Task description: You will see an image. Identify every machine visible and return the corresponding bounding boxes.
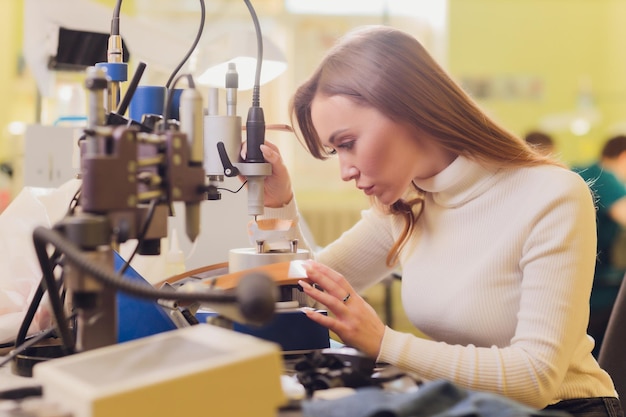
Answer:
[6,1,307,415]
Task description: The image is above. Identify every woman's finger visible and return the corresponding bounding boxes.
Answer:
[260,143,281,163]
[301,307,338,330]
[298,278,353,314]
[299,279,342,308]
[303,261,353,300]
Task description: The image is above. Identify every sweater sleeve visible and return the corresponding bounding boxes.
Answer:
[377,173,605,409]
[315,207,398,293]
[264,200,397,292]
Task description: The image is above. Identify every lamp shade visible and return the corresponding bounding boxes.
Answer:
[194,30,287,90]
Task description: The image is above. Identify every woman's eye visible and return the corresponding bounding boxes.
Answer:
[323,139,354,155]
[338,140,355,150]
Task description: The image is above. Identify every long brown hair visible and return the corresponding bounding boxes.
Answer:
[290,25,558,266]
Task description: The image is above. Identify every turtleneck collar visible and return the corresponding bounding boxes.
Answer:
[412,155,500,208]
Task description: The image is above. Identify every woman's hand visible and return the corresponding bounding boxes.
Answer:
[259,143,293,208]
[240,141,293,208]
[298,261,386,358]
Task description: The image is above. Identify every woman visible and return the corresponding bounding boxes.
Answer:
[256,26,621,416]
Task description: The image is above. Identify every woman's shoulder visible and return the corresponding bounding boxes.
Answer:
[513,162,584,181]
[515,163,593,198]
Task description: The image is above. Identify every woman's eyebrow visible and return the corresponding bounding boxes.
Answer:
[328,128,349,145]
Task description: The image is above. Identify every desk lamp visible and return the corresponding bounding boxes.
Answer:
[196,30,287,90]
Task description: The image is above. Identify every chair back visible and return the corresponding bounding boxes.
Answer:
[598,275,626,411]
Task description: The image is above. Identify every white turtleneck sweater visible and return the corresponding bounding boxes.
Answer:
[267,155,616,409]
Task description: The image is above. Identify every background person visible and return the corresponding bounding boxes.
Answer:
[573,135,626,358]
[524,130,556,156]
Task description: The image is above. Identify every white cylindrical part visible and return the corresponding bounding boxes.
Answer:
[203,114,242,176]
[207,87,219,116]
[228,248,310,273]
[246,176,265,217]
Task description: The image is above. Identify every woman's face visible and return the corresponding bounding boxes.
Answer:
[310,94,455,205]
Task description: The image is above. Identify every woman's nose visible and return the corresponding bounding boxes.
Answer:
[340,161,359,182]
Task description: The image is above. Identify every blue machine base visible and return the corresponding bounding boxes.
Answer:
[115,252,330,352]
[114,252,178,343]
[196,309,331,352]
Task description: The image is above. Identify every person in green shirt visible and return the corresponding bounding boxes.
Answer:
[573,135,626,357]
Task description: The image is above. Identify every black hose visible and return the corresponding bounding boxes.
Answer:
[32,232,75,355]
[33,226,238,305]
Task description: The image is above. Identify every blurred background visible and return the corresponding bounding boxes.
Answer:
[4,0,626,222]
[2,0,626,329]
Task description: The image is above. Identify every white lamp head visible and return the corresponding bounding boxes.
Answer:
[195,30,287,90]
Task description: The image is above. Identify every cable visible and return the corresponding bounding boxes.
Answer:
[7,184,79,352]
[164,0,206,90]
[163,73,195,127]
[14,249,64,348]
[32,233,75,355]
[0,315,75,369]
[217,180,247,194]
[0,386,43,400]
[111,0,122,36]
[241,0,267,168]
[67,185,82,215]
[0,341,14,349]
[0,327,58,368]
[243,0,263,107]
[118,198,159,276]
[14,281,46,347]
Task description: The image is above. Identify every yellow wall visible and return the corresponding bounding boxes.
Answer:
[448,0,626,166]
[0,1,28,162]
